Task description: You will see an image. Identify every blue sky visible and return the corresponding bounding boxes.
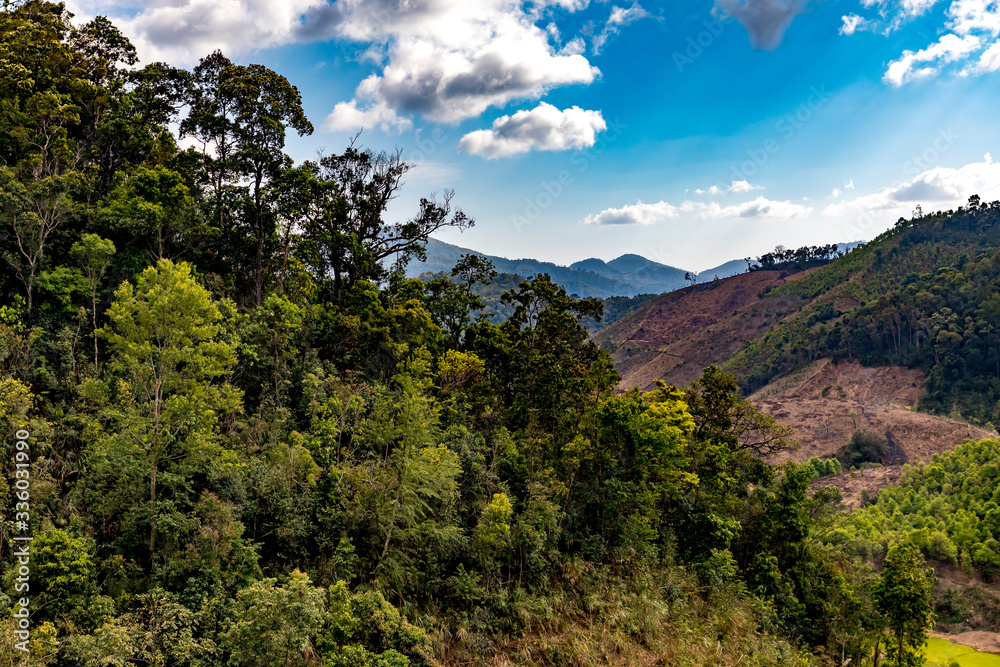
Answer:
[68,0,1000,271]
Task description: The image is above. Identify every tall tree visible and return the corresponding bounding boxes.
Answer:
[302,144,474,303]
[95,259,241,562]
[873,542,934,667]
[70,232,115,368]
[181,52,313,305]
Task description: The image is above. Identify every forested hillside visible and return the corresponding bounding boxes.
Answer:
[0,3,957,666]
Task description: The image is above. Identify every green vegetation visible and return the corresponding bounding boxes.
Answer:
[805,456,843,479]
[834,439,1000,580]
[925,637,1000,666]
[838,429,891,469]
[0,3,948,665]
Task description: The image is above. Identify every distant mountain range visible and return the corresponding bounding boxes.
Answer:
[408,238,863,298]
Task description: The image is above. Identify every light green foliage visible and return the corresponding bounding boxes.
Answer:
[473,492,514,571]
[66,589,217,667]
[873,542,935,667]
[320,581,437,667]
[36,265,87,313]
[239,292,305,408]
[223,570,325,667]
[100,166,199,260]
[87,259,241,560]
[28,529,98,626]
[838,438,1000,577]
[805,456,842,479]
[71,233,116,367]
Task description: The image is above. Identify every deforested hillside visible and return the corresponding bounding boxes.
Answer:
[593,267,812,390]
[599,200,1000,426]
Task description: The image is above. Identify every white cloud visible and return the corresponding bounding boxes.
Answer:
[533,0,591,10]
[883,33,981,85]
[593,3,651,53]
[848,0,1000,82]
[839,14,869,35]
[976,39,1000,70]
[947,0,1000,36]
[322,0,600,126]
[731,179,763,193]
[583,200,680,226]
[822,154,1000,218]
[693,196,812,219]
[714,0,809,50]
[324,99,412,133]
[64,0,322,64]
[694,180,763,195]
[458,103,606,158]
[844,0,943,33]
[583,194,810,225]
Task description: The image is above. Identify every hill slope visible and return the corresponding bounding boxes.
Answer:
[594,268,810,390]
[599,202,1000,423]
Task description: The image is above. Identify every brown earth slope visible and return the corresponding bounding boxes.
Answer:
[750,359,994,507]
[595,269,810,391]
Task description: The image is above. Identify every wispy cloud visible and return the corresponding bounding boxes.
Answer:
[883,33,981,85]
[583,194,811,225]
[694,179,765,195]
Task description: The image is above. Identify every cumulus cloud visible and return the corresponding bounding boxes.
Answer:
[583,200,680,226]
[318,0,600,126]
[324,99,412,132]
[71,0,601,129]
[694,196,812,219]
[457,102,606,158]
[64,0,322,64]
[822,154,1000,218]
[947,0,1000,36]
[883,33,981,85]
[713,0,809,50]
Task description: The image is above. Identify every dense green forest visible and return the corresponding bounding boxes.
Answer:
[727,202,1000,424]
[0,3,960,665]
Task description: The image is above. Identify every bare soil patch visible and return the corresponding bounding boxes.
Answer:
[751,359,994,507]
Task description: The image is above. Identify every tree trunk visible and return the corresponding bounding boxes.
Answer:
[149,458,158,559]
[92,289,99,369]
